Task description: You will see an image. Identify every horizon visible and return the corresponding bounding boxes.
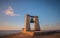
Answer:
[0,0,60,30]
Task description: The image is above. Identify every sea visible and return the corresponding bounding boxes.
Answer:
[0,30,21,36]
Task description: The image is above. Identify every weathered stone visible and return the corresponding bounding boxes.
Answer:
[22,14,41,36]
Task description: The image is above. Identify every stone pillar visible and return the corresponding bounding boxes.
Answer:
[24,14,30,32]
[34,16,40,31]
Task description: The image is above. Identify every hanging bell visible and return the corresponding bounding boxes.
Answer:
[30,18,34,23]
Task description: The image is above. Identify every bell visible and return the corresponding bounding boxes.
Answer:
[30,18,34,23]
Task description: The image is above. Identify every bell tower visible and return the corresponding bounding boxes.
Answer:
[22,14,41,36]
[23,14,40,32]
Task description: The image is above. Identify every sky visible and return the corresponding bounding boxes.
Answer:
[0,0,60,30]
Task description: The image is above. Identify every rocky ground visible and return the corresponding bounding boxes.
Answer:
[0,32,60,38]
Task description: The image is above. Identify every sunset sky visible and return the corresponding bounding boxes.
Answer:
[0,0,60,30]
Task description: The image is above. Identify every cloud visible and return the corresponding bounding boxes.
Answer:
[4,6,20,16]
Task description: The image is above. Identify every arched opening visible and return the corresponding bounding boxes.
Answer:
[30,23,34,31]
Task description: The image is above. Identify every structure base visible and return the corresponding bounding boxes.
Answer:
[22,31,41,36]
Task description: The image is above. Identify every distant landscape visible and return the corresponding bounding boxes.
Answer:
[0,30,20,36]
